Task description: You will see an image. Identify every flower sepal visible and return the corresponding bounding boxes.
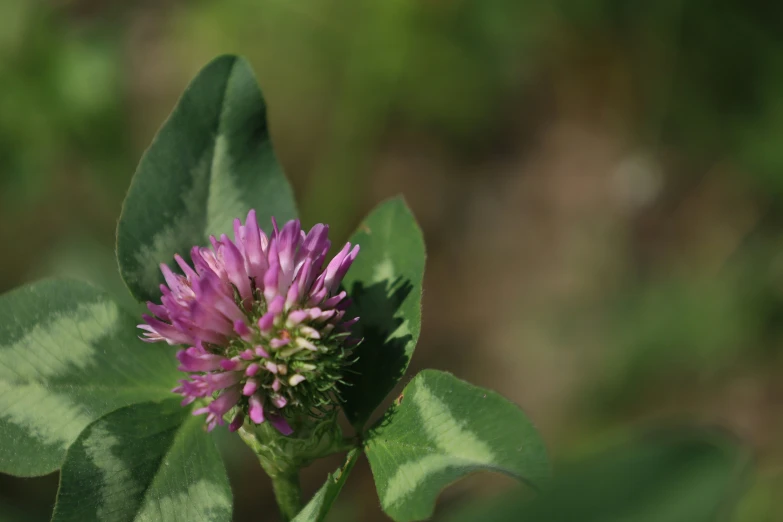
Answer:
[236,403,357,521]
[237,411,354,477]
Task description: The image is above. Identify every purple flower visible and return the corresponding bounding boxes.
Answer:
[139,211,360,434]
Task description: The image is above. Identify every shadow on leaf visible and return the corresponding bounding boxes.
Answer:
[340,276,414,428]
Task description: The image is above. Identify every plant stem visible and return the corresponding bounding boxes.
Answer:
[236,423,357,520]
[270,468,302,522]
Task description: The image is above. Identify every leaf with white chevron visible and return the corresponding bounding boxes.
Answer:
[364,370,550,522]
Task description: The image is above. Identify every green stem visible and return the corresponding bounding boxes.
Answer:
[236,423,359,520]
[270,468,302,522]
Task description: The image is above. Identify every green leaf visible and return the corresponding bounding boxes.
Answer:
[364,370,549,522]
[117,54,297,303]
[443,433,749,522]
[292,448,360,522]
[52,399,232,522]
[340,197,425,429]
[32,237,146,316]
[0,279,178,477]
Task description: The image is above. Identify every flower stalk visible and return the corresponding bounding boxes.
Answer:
[270,469,302,522]
[238,415,358,520]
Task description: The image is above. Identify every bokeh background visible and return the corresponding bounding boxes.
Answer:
[1,0,782,520]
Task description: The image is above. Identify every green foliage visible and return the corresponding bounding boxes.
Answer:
[365,370,550,522]
[9,42,760,522]
[444,433,748,522]
[553,0,783,195]
[53,399,231,522]
[340,197,426,430]
[1,55,440,521]
[0,279,177,477]
[292,449,360,522]
[32,238,146,316]
[0,0,128,210]
[597,275,756,406]
[117,54,297,302]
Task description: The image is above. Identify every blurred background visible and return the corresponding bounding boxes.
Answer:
[1,0,782,520]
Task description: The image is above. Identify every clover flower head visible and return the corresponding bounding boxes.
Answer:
[138,211,360,434]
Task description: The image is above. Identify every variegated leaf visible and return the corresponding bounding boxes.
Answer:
[365,370,549,522]
[340,197,425,430]
[53,399,232,522]
[292,448,360,522]
[117,54,297,303]
[0,279,178,476]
